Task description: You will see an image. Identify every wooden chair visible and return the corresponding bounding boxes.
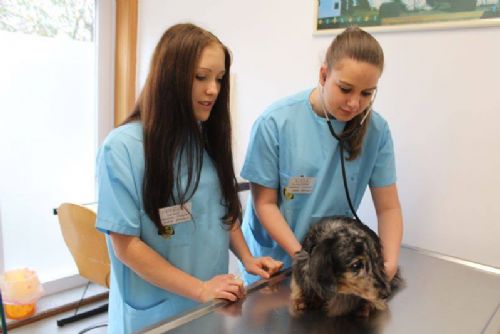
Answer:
[56,203,110,332]
[55,184,249,331]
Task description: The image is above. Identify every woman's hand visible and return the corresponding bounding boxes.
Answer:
[228,218,284,280]
[384,261,398,281]
[197,274,245,303]
[243,256,283,279]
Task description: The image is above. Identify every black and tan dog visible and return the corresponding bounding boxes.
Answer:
[290,216,403,317]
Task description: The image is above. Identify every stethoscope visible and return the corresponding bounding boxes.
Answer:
[318,84,377,223]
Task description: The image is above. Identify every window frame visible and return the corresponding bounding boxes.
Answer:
[0,0,116,295]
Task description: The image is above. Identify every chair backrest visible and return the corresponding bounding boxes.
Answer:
[57,203,110,288]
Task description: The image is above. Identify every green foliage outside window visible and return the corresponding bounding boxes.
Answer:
[0,0,94,41]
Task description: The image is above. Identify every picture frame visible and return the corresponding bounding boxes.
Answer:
[314,0,500,34]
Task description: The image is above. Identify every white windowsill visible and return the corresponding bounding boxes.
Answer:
[5,280,108,332]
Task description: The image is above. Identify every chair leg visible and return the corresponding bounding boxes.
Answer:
[56,303,108,327]
[78,321,107,334]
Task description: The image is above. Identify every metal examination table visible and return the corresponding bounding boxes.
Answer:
[139,247,500,334]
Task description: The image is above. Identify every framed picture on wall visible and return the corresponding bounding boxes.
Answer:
[315,0,500,34]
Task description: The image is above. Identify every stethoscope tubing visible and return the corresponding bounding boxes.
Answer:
[325,119,363,223]
[319,86,377,224]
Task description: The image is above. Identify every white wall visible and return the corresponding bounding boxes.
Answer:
[137,0,500,269]
[0,205,4,273]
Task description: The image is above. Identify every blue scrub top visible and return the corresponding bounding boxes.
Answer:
[240,89,396,284]
[96,122,230,334]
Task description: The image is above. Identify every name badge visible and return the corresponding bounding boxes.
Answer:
[158,202,192,227]
[287,176,315,194]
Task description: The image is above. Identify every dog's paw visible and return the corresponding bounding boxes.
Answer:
[289,299,307,317]
[371,298,387,311]
[354,302,374,317]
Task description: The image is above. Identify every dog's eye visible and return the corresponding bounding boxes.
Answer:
[351,261,364,272]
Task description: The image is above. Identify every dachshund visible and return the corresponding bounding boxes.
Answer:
[290,216,403,317]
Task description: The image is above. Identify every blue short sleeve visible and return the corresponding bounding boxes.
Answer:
[96,136,141,236]
[240,116,280,189]
[369,122,396,187]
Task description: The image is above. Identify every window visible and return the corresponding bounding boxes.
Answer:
[0,0,114,292]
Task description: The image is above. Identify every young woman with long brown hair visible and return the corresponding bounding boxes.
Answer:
[240,26,403,286]
[96,23,282,333]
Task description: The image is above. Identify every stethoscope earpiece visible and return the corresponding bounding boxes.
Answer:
[360,89,377,126]
[359,105,372,126]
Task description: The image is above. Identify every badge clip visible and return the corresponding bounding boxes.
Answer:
[159,225,175,239]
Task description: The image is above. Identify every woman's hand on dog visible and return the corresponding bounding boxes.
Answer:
[197,274,245,303]
[243,256,283,279]
[384,261,398,281]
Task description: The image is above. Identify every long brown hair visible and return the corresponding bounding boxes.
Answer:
[124,23,241,232]
[325,26,384,160]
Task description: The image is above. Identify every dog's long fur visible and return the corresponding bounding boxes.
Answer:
[290,216,403,317]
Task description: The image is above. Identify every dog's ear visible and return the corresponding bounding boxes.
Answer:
[308,238,337,299]
[364,236,391,297]
[292,250,310,283]
[292,249,318,299]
